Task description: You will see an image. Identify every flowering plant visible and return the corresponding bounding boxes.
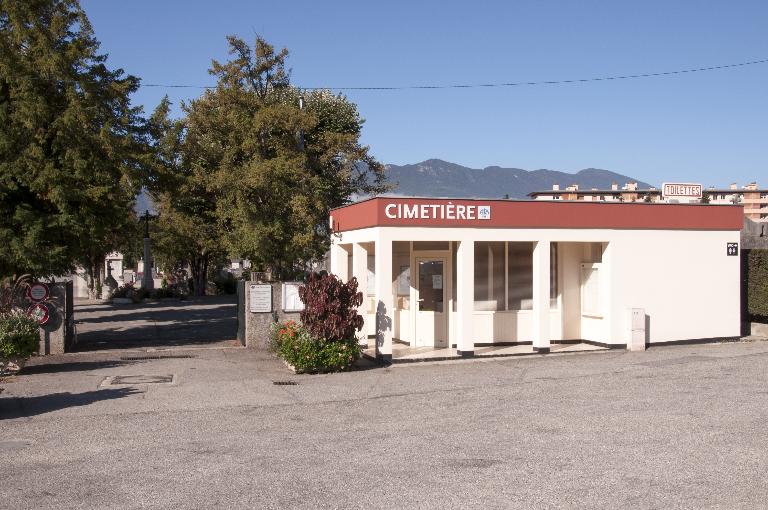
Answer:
[270,319,360,373]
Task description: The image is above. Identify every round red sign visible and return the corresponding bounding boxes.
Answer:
[27,282,50,302]
[27,302,50,325]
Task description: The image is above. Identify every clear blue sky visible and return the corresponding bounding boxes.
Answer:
[81,0,768,187]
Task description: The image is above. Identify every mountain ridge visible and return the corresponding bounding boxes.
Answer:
[382,159,653,199]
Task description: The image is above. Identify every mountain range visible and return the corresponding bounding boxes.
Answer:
[382,159,652,199]
[135,159,653,213]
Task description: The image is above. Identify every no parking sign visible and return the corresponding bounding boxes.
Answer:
[27,302,50,325]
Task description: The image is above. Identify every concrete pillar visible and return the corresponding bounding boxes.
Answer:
[374,235,393,360]
[352,242,368,332]
[455,240,475,357]
[329,242,348,281]
[532,240,551,353]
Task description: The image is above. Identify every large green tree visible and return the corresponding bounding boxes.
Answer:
[146,96,226,295]
[0,0,145,295]
[149,36,387,289]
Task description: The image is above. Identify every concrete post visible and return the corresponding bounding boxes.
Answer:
[455,240,475,356]
[374,235,393,361]
[532,240,551,353]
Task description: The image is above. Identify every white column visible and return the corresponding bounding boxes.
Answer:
[329,242,348,280]
[374,234,393,360]
[455,240,475,356]
[601,241,618,346]
[352,243,368,322]
[532,240,551,353]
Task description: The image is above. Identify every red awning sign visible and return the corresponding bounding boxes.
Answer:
[27,282,50,302]
[27,302,50,325]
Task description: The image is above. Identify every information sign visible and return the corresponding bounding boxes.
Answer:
[249,284,272,313]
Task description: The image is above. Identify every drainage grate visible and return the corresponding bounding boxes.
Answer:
[109,374,174,385]
[273,381,298,386]
[120,355,196,361]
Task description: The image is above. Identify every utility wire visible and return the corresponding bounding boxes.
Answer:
[141,57,768,91]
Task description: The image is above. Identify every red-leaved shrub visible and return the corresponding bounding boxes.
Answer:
[298,273,364,342]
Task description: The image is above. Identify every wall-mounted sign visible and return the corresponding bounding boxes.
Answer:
[384,203,491,221]
[282,282,305,312]
[662,183,703,199]
[27,302,50,325]
[27,282,49,302]
[727,242,739,256]
[249,284,272,313]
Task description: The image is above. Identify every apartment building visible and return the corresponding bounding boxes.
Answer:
[529,182,768,222]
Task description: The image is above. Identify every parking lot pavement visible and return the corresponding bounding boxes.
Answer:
[2,340,768,509]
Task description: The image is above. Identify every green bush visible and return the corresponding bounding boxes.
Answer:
[748,249,768,322]
[270,320,360,373]
[0,311,39,359]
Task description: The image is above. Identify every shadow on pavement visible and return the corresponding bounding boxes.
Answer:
[73,295,238,352]
[74,303,235,326]
[0,388,141,419]
[21,359,139,375]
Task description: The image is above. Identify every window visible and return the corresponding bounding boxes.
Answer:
[474,242,505,310]
[366,254,375,296]
[507,242,533,310]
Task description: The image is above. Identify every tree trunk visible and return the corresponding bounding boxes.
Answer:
[85,256,104,300]
[189,253,209,297]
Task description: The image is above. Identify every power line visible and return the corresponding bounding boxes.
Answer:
[141,57,768,92]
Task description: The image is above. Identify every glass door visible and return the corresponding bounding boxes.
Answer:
[415,258,447,347]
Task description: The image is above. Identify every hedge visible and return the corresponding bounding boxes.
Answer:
[748,249,768,322]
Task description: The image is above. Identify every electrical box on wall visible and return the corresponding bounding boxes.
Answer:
[628,308,646,351]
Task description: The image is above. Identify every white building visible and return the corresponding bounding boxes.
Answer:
[329,198,742,360]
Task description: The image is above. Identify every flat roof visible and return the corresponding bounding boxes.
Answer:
[330,196,744,233]
[528,188,768,196]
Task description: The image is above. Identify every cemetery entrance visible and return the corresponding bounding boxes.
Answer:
[73,294,239,352]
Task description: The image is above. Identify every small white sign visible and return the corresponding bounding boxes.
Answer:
[662,183,702,199]
[282,282,305,312]
[249,284,272,313]
[432,274,443,290]
[477,205,492,220]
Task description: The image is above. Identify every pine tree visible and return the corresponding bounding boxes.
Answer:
[0,0,146,296]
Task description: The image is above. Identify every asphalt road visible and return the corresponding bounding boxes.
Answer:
[72,295,239,351]
[2,340,768,509]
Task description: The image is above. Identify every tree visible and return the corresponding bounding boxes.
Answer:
[0,0,146,296]
[145,96,227,296]
[208,36,387,278]
[149,36,387,288]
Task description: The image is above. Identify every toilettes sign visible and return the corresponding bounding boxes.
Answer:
[662,183,702,199]
[384,203,491,221]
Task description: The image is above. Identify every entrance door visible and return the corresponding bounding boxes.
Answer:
[415,258,447,347]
